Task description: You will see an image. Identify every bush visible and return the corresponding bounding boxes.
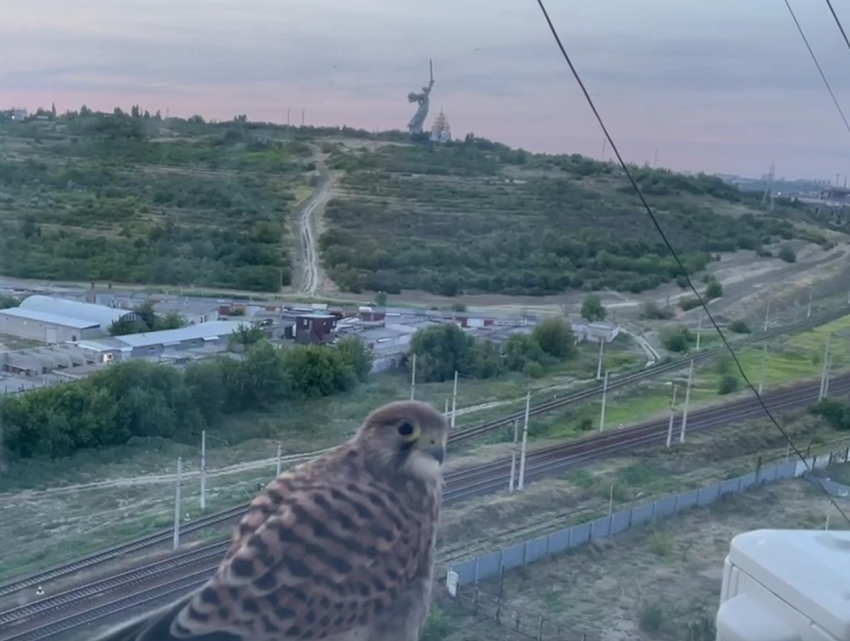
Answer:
[0,341,367,460]
[679,297,703,312]
[809,398,850,430]
[718,374,740,395]
[532,317,576,359]
[639,603,664,632]
[374,291,388,306]
[705,279,723,300]
[728,319,751,334]
[778,246,797,263]
[639,300,674,320]
[660,327,695,353]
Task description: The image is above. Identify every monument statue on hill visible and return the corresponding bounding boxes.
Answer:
[407,59,435,135]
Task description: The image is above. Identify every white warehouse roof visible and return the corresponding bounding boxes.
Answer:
[0,307,99,330]
[113,320,249,349]
[20,295,133,330]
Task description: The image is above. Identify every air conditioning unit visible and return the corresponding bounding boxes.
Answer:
[716,529,850,641]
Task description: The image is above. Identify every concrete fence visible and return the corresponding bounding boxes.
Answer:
[446,448,848,589]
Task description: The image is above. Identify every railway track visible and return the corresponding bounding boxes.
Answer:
[4,370,848,641]
[0,302,846,613]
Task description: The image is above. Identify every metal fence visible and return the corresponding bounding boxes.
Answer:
[446,448,848,588]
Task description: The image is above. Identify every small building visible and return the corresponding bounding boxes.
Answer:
[571,319,620,343]
[295,313,337,344]
[0,307,102,343]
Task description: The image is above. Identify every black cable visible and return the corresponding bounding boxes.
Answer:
[784,0,850,137]
[531,0,850,525]
[824,0,850,56]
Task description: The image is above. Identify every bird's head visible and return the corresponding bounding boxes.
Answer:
[356,400,448,482]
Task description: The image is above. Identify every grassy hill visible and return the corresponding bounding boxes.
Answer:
[0,110,316,291]
[320,138,841,297]
[0,111,841,296]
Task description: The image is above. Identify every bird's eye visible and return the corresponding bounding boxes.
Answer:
[398,422,419,441]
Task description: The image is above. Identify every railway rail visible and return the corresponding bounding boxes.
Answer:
[3,370,849,641]
[0,302,846,613]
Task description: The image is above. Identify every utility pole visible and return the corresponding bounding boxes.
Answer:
[596,339,605,381]
[301,108,305,126]
[680,360,694,444]
[763,298,771,333]
[451,370,458,429]
[443,398,449,417]
[608,482,615,515]
[173,457,183,550]
[599,370,609,432]
[695,313,703,351]
[819,335,832,400]
[807,288,813,318]
[275,442,282,476]
[200,431,207,512]
[601,137,607,161]
[409,353,416,400]
[666,384,677,448]
[508,421,519,492]
[758,344,767,394]
[517,392,531,491]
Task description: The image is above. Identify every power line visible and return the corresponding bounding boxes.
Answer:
[531,0,850,525]
[784,0,850,136]
[824,0,850,55]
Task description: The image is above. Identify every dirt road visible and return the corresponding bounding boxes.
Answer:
[295,168,334,296]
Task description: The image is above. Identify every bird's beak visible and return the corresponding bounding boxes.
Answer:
[425,444,445,465]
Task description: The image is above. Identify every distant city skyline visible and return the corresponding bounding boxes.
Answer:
[3,0,850,179]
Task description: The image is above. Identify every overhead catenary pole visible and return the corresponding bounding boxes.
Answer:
[695,313,703,351]
[608,482,615,516]
[410,353,417,400]
[275,442,283,477]
[819,335,832,400]
[517,392,531,491]
[679,360,694,444]
[599,370,609,432]
[758,344,768,394]
[807,288,813,318]
[451,370,458,429]
[200,431,207,512]
[763,298,771,332]
[443,398,449,417]
[173,457,183,550]
[596,338,605,381]
[508,420,519,492]
[666,384,678,448]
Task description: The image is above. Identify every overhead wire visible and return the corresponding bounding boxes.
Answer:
[783,0,850,136]
[824,0,850,56]
[530,0,850,525]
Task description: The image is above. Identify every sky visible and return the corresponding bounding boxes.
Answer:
[3,0,850,179]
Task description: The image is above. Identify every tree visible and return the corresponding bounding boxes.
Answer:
[728,319,750,334]
[660,327,694,353]
[580,295,607,322]
[532,317,575,359]
[374,291,388,307]
[503,333,545,372]
[639,300,673,320]
[0,294,19,310]
[228,323,266,349]
[335,336,374,382]
[408,324,474,383]
[718,375,739,395]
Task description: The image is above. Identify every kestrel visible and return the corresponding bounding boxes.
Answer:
[92,399,448,641]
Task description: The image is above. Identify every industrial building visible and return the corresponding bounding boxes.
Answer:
[78,320,249,362]
[0,296,137,342]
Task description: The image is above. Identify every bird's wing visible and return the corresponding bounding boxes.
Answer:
[124,477,428,641]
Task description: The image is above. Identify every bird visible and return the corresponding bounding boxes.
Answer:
[92,399,448,641]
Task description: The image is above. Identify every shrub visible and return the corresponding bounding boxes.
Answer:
[778,246,796,263]
[660,327,694,353]
[728,319,751,334]
[705,280,723,300]
[639,603,663,632]
[718,374,740,395]
[640,300,674,320]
